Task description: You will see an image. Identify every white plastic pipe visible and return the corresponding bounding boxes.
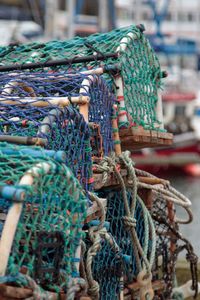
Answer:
[173,280,200,299]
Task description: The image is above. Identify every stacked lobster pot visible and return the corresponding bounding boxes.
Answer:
[0,25,198,300]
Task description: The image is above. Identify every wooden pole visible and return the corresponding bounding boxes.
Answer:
[0,95,89,107]
[112,104,122,156]
[0,135,47,147]
[0,162,52,276]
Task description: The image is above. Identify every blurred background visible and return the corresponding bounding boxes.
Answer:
[0,0,199,256]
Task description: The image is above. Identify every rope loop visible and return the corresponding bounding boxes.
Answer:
[122,215,137,231]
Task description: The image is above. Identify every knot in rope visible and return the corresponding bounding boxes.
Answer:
[186,252,198,265]
[23,275,53,300]
[93,159,113,185]
[88,279,100,298]
[66,278,87,300]
[122,216,136,231]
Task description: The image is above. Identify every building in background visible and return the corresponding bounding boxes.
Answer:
[116,0,200,42]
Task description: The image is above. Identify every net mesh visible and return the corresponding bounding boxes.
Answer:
[0,71,114,158]
[0,103,93,190]
[85,231,123,300]
[150,194,178,299]
[98,189,146,279]
[0,24,196,300]
[91,187,155,300]
[0,25,162,130]
[0,142,87,293]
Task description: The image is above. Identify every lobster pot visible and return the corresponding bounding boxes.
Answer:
[0,143,87,293]
[0,90,94,189]
[150,192,178,299]
[0,72,115,157]
[98,188,155,282]
[85,233,123,300]
[0,25,163,130]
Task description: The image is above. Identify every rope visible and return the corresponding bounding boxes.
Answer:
[66,277,87,300]
[134,167,193,224]
[88,192,106,232]
[94,151,156,295]
[86,227,120,299]
[85,191,123,299]
[21,275,57,300]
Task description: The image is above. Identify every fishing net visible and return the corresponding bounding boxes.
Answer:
[83,189,156,300]
[150,194,177,299]
[0,142,87,294]
[88,152,198,300]
[0,103,93,190]
[0,25,163,130]
[150,191,198,300]
[87,153,156,300]
[84,225,123,300]
[98,189,154,281]
[0,71,114,158]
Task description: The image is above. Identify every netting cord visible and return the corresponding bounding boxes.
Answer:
[118,152,156,270]
[135,168,193,224]
[105,153,155,274]
[86,226,121,300]
[156,214,199,298]
[8,274,87,300]
[80,240,89,289]
[66,277,87,300]
[18,275,59,300]
[85,192,121,299]
[85,192,106,299]
[93,151,156,299]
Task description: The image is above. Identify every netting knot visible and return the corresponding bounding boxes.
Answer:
[66,278,87,300]
[186,252,198,265]
[88,280,100,299]
[122,216,136,230]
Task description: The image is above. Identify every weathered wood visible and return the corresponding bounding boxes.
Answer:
[0,96,89,107]
[124,280,166,297]
[0,284,33,299]
[0,135,47,147]
[119,127,173,151]
[93,170,168,190]
[93,169,128,190]
[0,284,92,300]
[138,189,153,210]
[138,176,169,186]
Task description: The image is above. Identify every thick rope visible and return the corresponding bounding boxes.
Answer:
[86,226,121,300]
[95,152,156,281]
[119,152,156,274]
[66,277,87,300]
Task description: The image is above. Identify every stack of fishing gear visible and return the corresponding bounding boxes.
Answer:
[0,24,198,300]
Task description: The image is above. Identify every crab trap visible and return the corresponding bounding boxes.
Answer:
[0,25,173,150]
[0,24,197,300]
[90,153,198,300]
[0,143,88,298]
[0,71,117,190]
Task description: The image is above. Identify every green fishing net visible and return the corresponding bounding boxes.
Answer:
[0,142,87,293]
[0,25,162,130]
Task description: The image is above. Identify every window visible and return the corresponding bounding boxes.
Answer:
[166,12,172,21]
[188,12,194,22]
